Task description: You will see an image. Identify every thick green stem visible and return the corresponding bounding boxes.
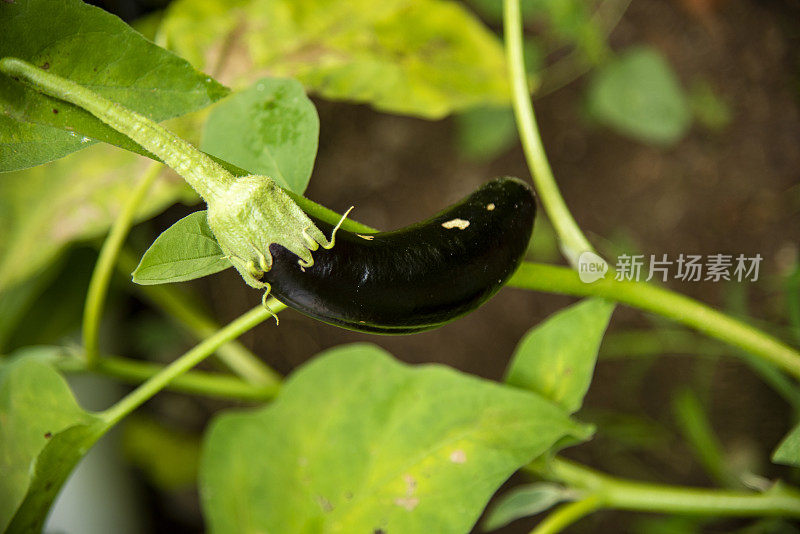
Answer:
[529,496,602,534]
[101,303,274,427]
[509,263,800,381]
[0,57,233,200]
[117,248,283,387]
[537,458,800,517]
[82,162,162,367]
[503,0,594,265]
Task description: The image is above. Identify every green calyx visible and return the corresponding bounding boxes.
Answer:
[206,175,336,288]
[0,57,333,287]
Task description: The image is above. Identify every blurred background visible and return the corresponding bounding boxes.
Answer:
[3,0,799,532]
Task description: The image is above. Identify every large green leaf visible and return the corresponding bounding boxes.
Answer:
[162,0,509,119]
[201,343,590,534]
[0,0,228,172]
[505,299,615,414]
[0,354,106,533]
[202,77,319,193]
[587,46,691,146]
[132,210,230,285]
[0,144,194,294]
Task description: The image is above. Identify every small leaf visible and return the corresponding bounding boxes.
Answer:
[505,299,615,413]
[483,483,572,531]
[587,46,691,146]
[162,0,510,119]
[0,355,105,533]
[0,0,228,171]
[133,210,230,285]
[202,78,319,194]
[772,423,800,468]
[200,343,591,534]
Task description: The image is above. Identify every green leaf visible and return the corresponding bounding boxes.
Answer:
[454,106,517,162]
[505,299,615,413]
[468,0,606,65]
[0,355,106,533]
[201,343,590,534]
[773,423,800,468]
[483,483,573,531]
[0,263,61,352]
[202,77,319,193]
[0,0,228,172]
[3,249,103,355]
[0,144,194,294]
[133,210,230,285]
[162,0,509,119]
[587,46,691,146]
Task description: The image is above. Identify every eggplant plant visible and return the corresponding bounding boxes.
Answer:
[0,0,799,533]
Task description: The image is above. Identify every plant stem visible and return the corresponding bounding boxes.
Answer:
[509,262,800,381]
[0,57,234,200]
[117,247,283,387]
[503,0,594,265]
[600,328,725,359]
[59,354,278,401]
[529,495,602,534]
[100,303,275,427]
[82,162,162,367]
[536,457,800,517]
[672,388,741,489]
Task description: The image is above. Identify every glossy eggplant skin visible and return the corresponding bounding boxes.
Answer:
[262,177,536,334]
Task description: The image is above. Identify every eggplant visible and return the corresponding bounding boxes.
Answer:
[261,177,536,334]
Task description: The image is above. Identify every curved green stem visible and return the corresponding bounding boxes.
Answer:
[0,57,233,200]
[529,495,602,534]
[101,302,280,427]
[536,457,800,517]
[509,262,800,381]
[58,354,277,401]
[672,388,741,489]
[504,0,594,265]
[116,247,282,387]
[82,162,162,367]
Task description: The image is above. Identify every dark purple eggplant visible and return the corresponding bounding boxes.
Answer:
[261,177,536,334]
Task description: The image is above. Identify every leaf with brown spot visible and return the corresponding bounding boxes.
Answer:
[0,351,107,533]
[200,343,591,533]
[0,0,228,171]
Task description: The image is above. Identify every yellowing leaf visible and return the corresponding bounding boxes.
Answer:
[162,0,510,118]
